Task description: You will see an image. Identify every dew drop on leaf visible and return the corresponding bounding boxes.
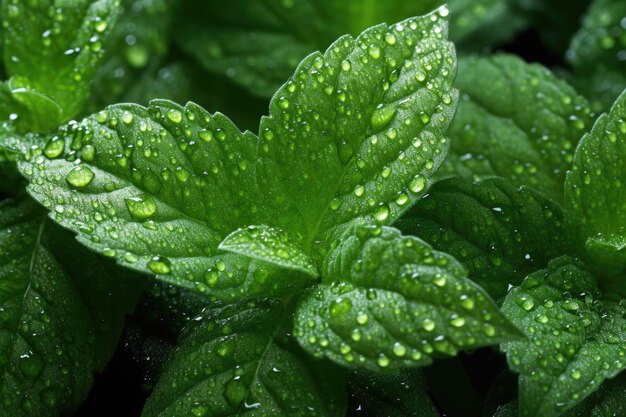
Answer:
[65,165,95,188]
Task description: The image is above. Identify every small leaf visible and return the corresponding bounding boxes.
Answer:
[442,55,593,201]
[294,223,521,371]
[1,0,121,130]
[257,7,457,243]
[567,0,626,113]
[177,0,444,97]
[449,0,527,49]
[142,300,346,417]
[501,257,626,417]
[0,197,141,415]
[219,225,318,276]
[397,177,567,300]
[565,90,626,272]
[88,0,178,110]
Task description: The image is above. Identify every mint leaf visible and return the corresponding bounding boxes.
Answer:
[219,225,318,277]
[1,0,120,131]
[44,224,143,369]
[496,374,626,417]
[0,197,140,415]
[501,257,626,417]
[19,10,456,300]
[257,8,457,243]
[442,55,593,201]
[19,100,313,301]
[565,90,626,272]
[396,177,567,300]
[349,369,439,417]
[295,224,520,370]
[177,1,444,97]
[449,0,527,50]
[89,0,177,110]
[567,0,626,113]
[142,300,346,417]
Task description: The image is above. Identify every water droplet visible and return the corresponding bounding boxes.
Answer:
[377,354,390,367]
[18,352,44,378]
[373,203,389,221]
[409,175,426,193]
[65,165,95,188]
[43,137,65,159]
[223,378,247,408]
[385,33,397,45]
[422,318,435,331]
[148,256,171,274]
[278,96,290,109]
[94,19,107,33]
[368,44,381,59]
[450,317,466,327]
[167,109,182,124]
[356,312,369,325]
[392,342,407,357]
[371,105,396,129]
[124,195,157,220]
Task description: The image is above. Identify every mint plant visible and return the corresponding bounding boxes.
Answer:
[0,1,625,417]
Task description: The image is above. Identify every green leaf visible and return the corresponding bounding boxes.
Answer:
[219,225,318,277]
[396,177,567,300]
[448,0,527,50]
[177,0,444,97]
[43,224,143,369]
[443,55,593,202]
[567,0,626,113]
[19,10,456,301]
[142,300,346,417]
[294,223,521,370]
[0,197,140,415]
[565,90,626,272]
[501,256,626,417]
[1,0,120,131]
[256,8,457,244]
[19,100,313,301]
[496,375,626,416]
[88,0,178,110]
[349,368,439,417]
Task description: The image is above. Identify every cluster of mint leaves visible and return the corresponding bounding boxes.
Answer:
[0,1,625,416]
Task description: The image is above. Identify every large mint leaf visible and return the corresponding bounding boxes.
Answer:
[0,197,140,416]
[396,177,567,300]
[1,0,120,131]
[142,300,346,417]
[567,0,626,113]
[349,369,439,417]
[295,224,520,370]
[257,8,457,244]
[19,10,457,300]
[19,100,313,301]
[565,90,626,272]
[501,257,626,417]
[442,55,593,202]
